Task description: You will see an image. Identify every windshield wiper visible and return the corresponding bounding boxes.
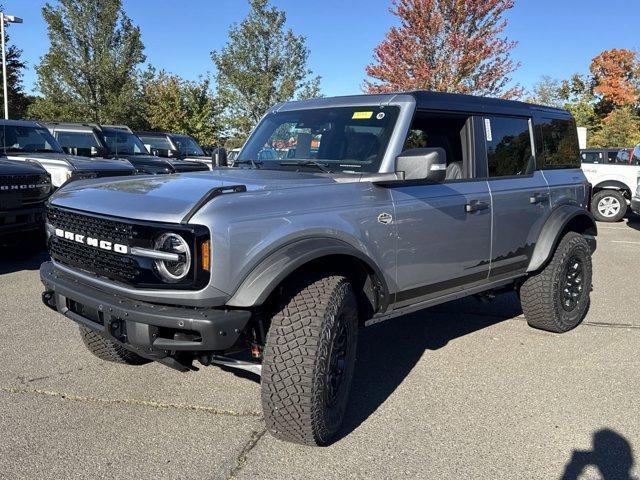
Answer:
[234,159,263,169]
[279,160,332,173]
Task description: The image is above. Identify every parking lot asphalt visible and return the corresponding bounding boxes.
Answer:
[1,216,639,480]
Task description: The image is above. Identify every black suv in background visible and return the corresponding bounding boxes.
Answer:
[0,158,51,246]
[46,123,210,174]
[136,131,213,169]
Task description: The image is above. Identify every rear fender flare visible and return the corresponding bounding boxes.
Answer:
[527,205,597,273]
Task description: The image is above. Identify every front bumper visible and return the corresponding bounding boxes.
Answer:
[631,197,640,215]
[0,204,45,237]
[40,261,251,359]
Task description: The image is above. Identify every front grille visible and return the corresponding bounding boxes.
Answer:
[48,208,139,284]
[46,206,209,289]
[72,170,133,181]
[50,237,139,281]
[174,163,209,173]
[0,174,50,200]
[48,207,133,244]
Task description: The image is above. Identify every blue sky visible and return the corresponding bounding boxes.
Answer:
[3,0,640,97]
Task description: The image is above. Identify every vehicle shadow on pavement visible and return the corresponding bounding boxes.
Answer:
[560,429,636,480]
[340,292,522,442]
[0,248,49,275]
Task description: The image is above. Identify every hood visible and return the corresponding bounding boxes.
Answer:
[0,158,49,176]
[6,152,134,172]
[49,168,353,223]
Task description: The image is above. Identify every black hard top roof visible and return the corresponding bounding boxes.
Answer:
[277,90,571,118]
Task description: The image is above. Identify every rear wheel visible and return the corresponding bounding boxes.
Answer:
[261,274,358,446]
[520,232,592,333]
[79,326,150,365]
[591,189,627,222]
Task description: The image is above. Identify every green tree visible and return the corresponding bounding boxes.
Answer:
[28,0,145,124]
[0,5,30,118]
[140,69,219,145]
[527,76,563,108]
[211,0,321,142]
[590,107,640,148]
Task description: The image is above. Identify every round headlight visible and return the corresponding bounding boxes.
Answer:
[154,233,191,282]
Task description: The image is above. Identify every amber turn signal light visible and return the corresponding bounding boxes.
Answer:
[201,240,211,272]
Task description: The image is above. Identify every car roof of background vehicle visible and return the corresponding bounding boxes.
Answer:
[271,90,571,118]
[102,124,133,133]
[581,147,630,151]
[45,121,101,132]
[0,118,51,128]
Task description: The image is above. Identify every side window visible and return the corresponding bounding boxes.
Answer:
[536,117,581,169]
[401,112,472,181]
[484,116,533,177]
[581,151,602,164]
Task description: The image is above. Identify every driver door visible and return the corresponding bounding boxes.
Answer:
[389,114,492,308]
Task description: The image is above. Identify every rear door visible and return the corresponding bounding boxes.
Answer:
[482,115,551,279]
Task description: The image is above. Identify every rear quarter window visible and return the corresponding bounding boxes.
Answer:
[536,116,581,169]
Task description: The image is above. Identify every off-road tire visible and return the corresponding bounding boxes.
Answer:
[591,189,627,222]
[520,232,592,333]
[79,326,150,365]
[261,274,358,446]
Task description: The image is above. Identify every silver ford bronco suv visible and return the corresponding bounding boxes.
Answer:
[40,91,597,446]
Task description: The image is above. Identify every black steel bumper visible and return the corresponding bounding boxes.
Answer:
[631,197,640,215]
[40,261,251,359]
[0,204,45,237]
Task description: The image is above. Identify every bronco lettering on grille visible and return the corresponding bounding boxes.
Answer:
[0,183,49,191]
[54,228,129,254]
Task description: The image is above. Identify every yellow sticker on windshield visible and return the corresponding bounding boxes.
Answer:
[352,111,373,120]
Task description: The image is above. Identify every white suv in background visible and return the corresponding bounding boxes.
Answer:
[581,147,640,222]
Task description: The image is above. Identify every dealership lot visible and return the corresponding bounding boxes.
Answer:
[1,217,639,480]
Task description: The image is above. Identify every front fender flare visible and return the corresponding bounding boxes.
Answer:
[226,237,390,309]
[527,205,597,273]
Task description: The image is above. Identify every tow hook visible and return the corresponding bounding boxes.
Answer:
[42,291,57,311]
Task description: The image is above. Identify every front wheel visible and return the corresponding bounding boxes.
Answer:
[520,232,592,333]
[591,189,627,222]
[261,274,358,446]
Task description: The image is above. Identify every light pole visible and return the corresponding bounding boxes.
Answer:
[0,13,23,120]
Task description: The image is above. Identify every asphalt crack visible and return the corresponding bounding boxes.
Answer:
[225,428,267,480]
[0,386,262,418]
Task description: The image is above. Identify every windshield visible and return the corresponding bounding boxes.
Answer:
[173,135,205,156]
[238,106,400,173]
[139,134,173,152]
[0,124,64,154]
[101,130,149,155]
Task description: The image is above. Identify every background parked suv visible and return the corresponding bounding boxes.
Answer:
[581,147,640,222]
[41,91,595,447]
[46,123,209,174]
[0,159,51,246]
[1,120,135,188]
[136,131,213,169]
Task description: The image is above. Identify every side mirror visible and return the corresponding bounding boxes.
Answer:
[90,146,107,157]
[168,149,179,158]
[396,148,447,182]
[212,147,228,167]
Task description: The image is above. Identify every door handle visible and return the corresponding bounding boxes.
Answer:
[529,192,549,204]
[465,200,489,213]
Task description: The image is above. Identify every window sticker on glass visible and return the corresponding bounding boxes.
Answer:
[484,118,493,142]
[352,111,373,120]
[376,112,386,120]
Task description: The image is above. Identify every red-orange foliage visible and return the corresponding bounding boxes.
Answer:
[365,0,522,98]
[590,49,640,107]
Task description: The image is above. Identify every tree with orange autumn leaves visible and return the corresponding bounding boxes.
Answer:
[530,48,640,147]
[365,0,522,98]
